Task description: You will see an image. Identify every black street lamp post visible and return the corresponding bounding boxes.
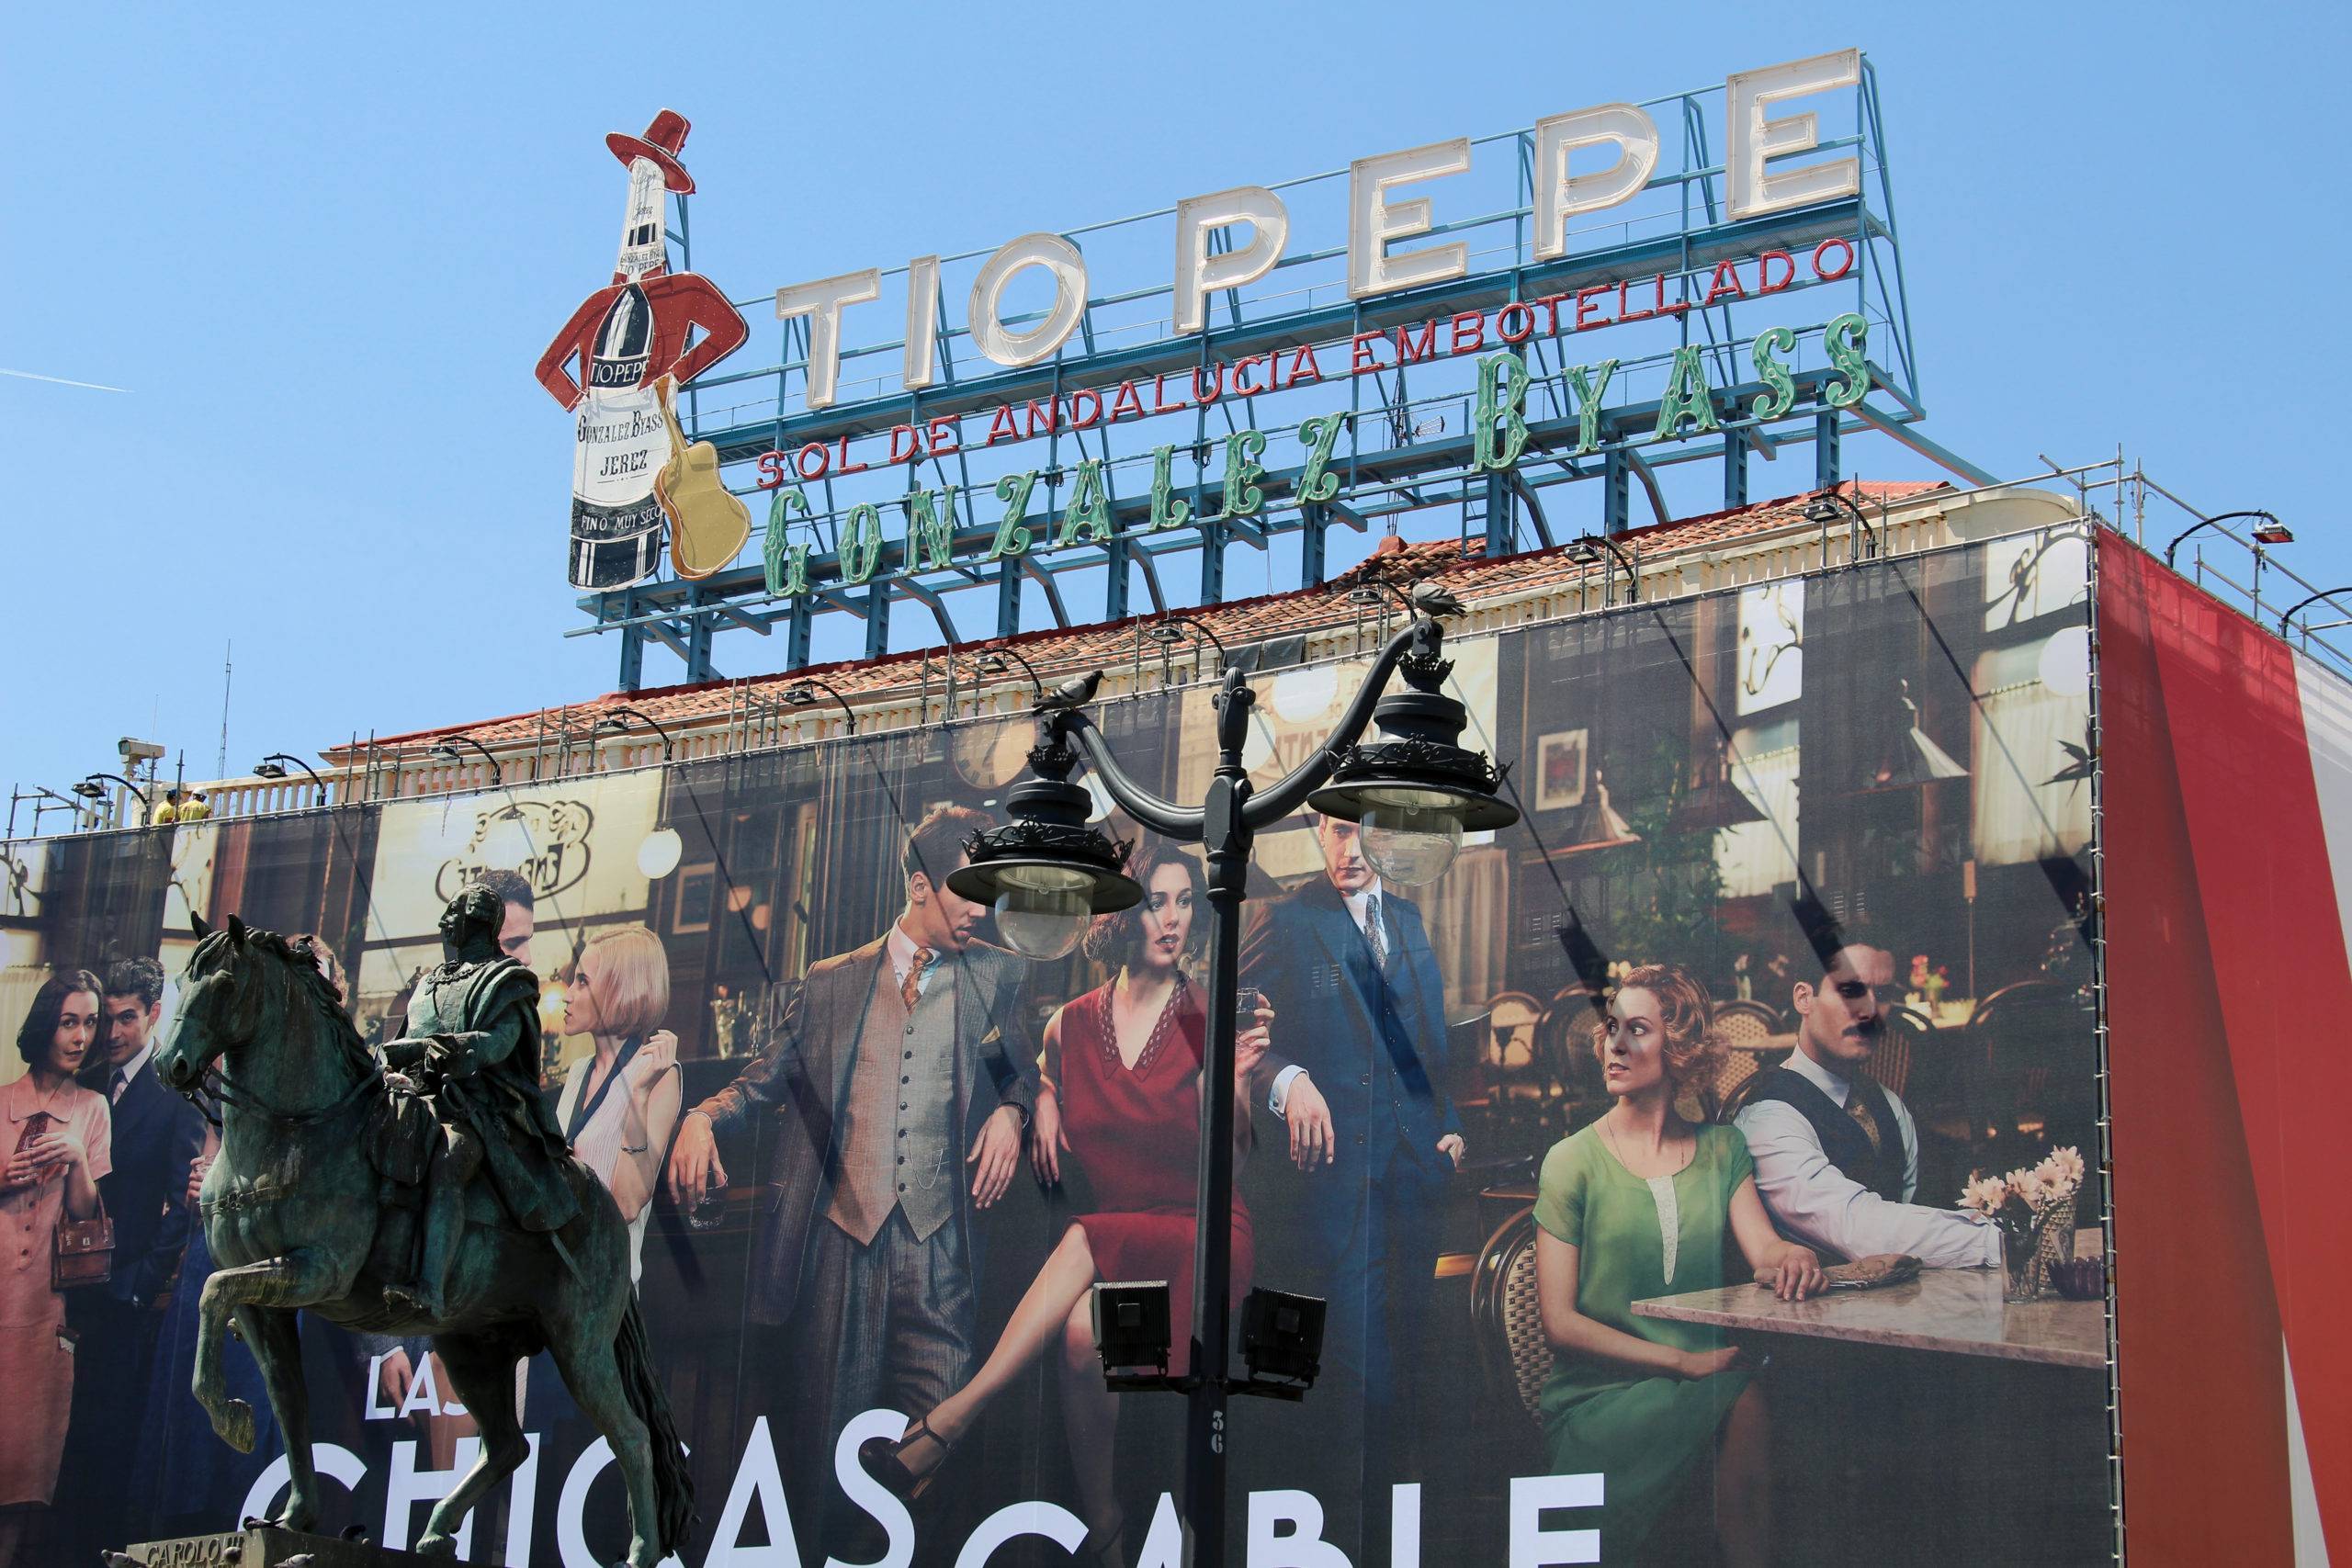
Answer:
[430,736,503,786]
[254,753,330,807]
[785,678,859,733]
[947,604,1516,1566]
[2279,587,2352,640]
[975,648,1046,701]
[1146,614,1229,678]
[2165,509,2290,569]
[1566,533,1641,604]
[1803,491,1883,560]
[74,773,152,828]
[594,705,677,761]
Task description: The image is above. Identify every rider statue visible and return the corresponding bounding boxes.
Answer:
[381,884,577,1317]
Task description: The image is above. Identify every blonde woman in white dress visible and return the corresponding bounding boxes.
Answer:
[555,925,682,1282]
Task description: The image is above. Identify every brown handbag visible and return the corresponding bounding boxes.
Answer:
[52,1198,113,1290]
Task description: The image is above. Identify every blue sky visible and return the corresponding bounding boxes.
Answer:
[6,1,2345,812]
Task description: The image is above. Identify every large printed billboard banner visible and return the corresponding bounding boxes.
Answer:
[0,538,2112,1565]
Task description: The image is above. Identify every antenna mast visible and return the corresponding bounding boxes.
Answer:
[216,640,232,779]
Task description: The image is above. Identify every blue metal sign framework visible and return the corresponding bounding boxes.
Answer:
[576,55,1941,689]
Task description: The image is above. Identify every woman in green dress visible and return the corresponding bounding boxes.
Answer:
[1534,963,1825,1566]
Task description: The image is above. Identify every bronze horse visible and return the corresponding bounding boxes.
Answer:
[154,917,692,1565]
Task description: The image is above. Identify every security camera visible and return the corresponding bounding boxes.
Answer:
[119,737,166,764]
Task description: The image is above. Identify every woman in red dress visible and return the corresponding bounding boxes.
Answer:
[862,839,1267,1561]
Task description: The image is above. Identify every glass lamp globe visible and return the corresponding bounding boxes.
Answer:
[1354,787,1466,886]
[637,826,684,879]
[2037,625,2092,699]
[991,863,1097,960]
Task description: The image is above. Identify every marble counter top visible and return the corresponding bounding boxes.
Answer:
[1631,1267,2107,1371]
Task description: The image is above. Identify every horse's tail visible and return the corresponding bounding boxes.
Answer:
[616,1294,696,1557]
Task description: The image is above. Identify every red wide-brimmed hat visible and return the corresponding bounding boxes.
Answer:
[607,109,695,195]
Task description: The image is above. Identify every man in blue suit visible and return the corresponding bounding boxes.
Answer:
[62,955,205,1553]
[1240,812,1464,1545]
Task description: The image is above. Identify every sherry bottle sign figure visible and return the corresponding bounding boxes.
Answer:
[535,110,750,591]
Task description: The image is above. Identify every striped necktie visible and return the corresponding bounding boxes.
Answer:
[901,946,933,1011]
[1361,896,1387,972]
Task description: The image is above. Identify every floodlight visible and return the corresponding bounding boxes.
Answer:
[1238,1287,1326,1394]
[1091,1280,1173,1388]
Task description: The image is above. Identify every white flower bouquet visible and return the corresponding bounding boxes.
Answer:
[1959,1145,2086,1300]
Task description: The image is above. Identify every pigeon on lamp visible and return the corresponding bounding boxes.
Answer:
[1035,670,1103,713]
[1408,579,1466,619]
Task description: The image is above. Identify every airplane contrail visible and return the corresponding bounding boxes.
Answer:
[0,367,130,393]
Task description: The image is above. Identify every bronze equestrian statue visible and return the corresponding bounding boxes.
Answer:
[382,885,577,1318]
[154,895,693,1567]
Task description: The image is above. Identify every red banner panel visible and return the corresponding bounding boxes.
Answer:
[2099,532,2348,1564]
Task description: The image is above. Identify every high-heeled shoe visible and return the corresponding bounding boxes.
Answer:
[857,1415,954,1502]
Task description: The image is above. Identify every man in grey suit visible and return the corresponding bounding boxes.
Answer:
[667,804,1037,1532]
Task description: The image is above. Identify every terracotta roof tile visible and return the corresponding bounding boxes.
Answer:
[342,479,1946,757]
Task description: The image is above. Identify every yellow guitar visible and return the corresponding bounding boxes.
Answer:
[653,378,751,580]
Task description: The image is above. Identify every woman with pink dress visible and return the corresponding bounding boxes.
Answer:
[860,840,1269,1562]
[0,970,113,1568]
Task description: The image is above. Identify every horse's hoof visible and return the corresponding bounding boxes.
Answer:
[216,1399,256,1453]
[413,1531,458,1559]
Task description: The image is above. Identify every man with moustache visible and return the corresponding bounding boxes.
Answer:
[666,805,1037,1536]
[1735,920,1999,1267]
[1239,812,1464,1552]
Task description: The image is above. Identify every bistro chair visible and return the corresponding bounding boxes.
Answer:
[1708,998,1789,1110]
[1470,1203,1551,1426]
[1712,998,1784,1043]
[1962,979,2098,1168]
[1533,984,1607,1123]
[1863,1004,1930,1101]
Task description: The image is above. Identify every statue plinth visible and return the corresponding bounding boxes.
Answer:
[121,1527,443,1566]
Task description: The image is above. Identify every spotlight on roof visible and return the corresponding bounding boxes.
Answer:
[2254,522,2295,546]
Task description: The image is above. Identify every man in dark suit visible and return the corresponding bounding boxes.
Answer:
[1240,812,1464,1545]
[666,805,1038,1540]
[61,955,205,1551]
